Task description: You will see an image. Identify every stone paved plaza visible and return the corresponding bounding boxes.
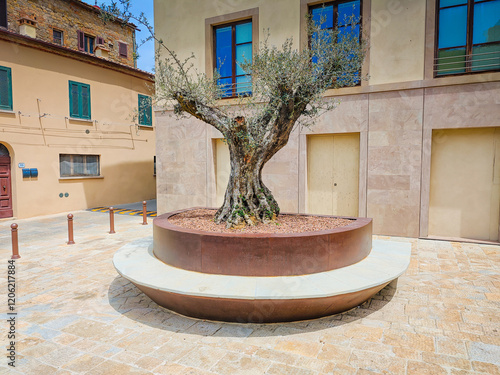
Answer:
[0,211,499,374]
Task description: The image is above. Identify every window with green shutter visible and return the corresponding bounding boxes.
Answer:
[0,66,13,111]
[138,94,152,126]
[69,81,91,119]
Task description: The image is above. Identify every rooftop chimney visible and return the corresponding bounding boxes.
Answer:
[18,18,37,38]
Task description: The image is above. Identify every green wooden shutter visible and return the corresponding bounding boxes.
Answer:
[69,81,79,117]
[69,81,91,119]
[81,84,91,119]
[0,66,13,111]
[138,94,152,126]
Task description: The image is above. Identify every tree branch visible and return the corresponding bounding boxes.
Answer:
[174,93,229,133]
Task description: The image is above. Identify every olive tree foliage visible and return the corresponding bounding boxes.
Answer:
[101,1,367,228]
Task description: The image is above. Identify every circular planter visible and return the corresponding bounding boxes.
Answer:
[153,208,373,277]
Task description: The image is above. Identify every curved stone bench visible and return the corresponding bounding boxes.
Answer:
[113,238,411,323]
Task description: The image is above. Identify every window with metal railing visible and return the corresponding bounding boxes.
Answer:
[309,0,362,86]
[435,0,500,76]
[214,20,252,98]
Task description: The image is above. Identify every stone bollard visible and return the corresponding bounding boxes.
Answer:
[11,223,20,259]
[142,201,148,225]
[67,214,75,245]
[109,207,116,234]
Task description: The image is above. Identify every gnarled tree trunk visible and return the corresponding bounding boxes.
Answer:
[214,141,279,228]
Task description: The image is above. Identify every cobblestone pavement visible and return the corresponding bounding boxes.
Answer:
[0,211,499,374]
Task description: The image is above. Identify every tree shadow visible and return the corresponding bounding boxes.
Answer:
[107,275,398,338]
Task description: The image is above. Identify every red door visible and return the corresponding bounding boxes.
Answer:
[0,156,13,218]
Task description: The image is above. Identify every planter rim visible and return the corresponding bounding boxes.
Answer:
[154,207,372,238]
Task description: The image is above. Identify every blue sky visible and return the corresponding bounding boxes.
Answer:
[82,0,155,73]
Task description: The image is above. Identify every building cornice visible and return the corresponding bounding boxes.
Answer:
[0,28,154,82]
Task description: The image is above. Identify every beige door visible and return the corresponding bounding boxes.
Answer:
[429,127,500,241]
[214,139,230,206]
[307,133,360,217]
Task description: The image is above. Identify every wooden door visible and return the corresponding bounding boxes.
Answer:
[215,139,230,206]
[307,133,360,217]
[429,128,500,241]
[0,156,13,218]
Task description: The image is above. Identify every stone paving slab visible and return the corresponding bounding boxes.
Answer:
[0,211,499,374]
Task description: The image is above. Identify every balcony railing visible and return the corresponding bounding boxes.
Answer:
[218,80,253,98]
[435,49,500,76]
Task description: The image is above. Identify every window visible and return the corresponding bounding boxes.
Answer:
[0,0,7,28]
[138,94,152,126]
[214,20,252,97]
[60,154,100,177]
[118,42,128,58]
[53,29,63,46]
[0,66,13,111]
[310,1,361,37]
[310,1,362,85]
[69,81,91,120]
[77,31,95,54]
[84,34,95,53]
[436,0,500,76]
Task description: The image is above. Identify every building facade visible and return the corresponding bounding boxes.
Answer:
[0,0,155,219]
[154,0,500,243]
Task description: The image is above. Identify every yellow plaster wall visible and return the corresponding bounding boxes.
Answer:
[156,0,426,85]
[369,0,426,85]
[155,0,301,74]
[0,40,155,219]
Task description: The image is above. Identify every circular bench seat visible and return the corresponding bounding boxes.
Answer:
[113,238,411,322]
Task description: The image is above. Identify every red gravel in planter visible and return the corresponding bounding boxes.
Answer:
[168,209,353,234]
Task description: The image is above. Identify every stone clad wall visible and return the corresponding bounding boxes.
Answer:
[155,82,500,238]
[6,0,135,67]
[366,90,424,237]
[153,0,500,239]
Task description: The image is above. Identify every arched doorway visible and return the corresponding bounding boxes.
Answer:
[0,143,13,218]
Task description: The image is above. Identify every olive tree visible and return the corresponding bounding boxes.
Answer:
[102,1,366,228]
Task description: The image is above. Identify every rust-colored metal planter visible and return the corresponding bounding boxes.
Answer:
[153,208,372,276]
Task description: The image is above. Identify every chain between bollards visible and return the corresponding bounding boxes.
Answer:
[109,207,116,234]
[11,223,20,259]
[142,201,148,225]
[67,213,75,245]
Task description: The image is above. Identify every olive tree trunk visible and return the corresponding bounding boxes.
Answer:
[175,92,310,228]
[215,141,279,227]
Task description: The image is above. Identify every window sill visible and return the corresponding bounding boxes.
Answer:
[67,117,93,123]
[59,176,104,181]
[137,124,154,130]
[0,109,15,114]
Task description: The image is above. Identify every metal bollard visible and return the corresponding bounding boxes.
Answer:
[67,214,75,245]
[142,201,148,225]
[11,223,20,259]
[109,207,116,234]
